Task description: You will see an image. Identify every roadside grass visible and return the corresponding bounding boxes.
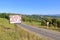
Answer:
[0,18,15,29]
[23,21,60,32]
[48,27,60,32]
[0,18,46,40]
[23,21,41,27]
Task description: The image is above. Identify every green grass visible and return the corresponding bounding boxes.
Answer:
[0,18,15,29]
[0,18,46,40]
[23,21,41,27]
[23,21,60,32]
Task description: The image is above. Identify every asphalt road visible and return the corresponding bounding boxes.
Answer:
[17,23,60,40]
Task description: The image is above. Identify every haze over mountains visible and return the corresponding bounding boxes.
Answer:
[45,14,60,16]
[0,13,60,17]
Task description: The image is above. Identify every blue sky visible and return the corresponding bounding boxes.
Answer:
[0,0,60,15]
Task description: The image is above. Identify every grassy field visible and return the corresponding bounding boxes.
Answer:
[23,21,60,32]
[23,21,41,27]
[0,18,46,40]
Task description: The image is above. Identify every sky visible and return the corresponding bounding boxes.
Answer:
[0,0,60,15]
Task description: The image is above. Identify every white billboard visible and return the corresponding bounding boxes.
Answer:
[9,15,21,24]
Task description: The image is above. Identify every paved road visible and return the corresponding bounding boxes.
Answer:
[17,23,60,40]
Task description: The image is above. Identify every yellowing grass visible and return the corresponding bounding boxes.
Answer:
[0,18,45,40]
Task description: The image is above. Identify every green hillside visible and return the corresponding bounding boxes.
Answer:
[22,15,60,32]
[0,18,46,40]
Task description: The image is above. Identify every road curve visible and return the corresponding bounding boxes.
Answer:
[16,23,60,40]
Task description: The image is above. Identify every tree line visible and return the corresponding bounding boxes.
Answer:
[0,13,9,19]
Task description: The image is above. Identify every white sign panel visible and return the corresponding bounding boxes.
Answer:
[47,22,49,26]
[9,15,21,23]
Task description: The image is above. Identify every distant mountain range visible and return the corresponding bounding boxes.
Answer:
[48,14,60,17]
[31,14,60,17]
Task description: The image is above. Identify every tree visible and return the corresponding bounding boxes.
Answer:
[41,20,46,26]
[0,13,9,19]
[56,19,60,28]
[52,19,57,27]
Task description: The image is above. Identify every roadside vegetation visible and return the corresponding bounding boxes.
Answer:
[22,15,60,32]
[0,13,60,32]
[0,13,46,40]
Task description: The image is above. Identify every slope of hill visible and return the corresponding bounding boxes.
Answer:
[0,18,45,40]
